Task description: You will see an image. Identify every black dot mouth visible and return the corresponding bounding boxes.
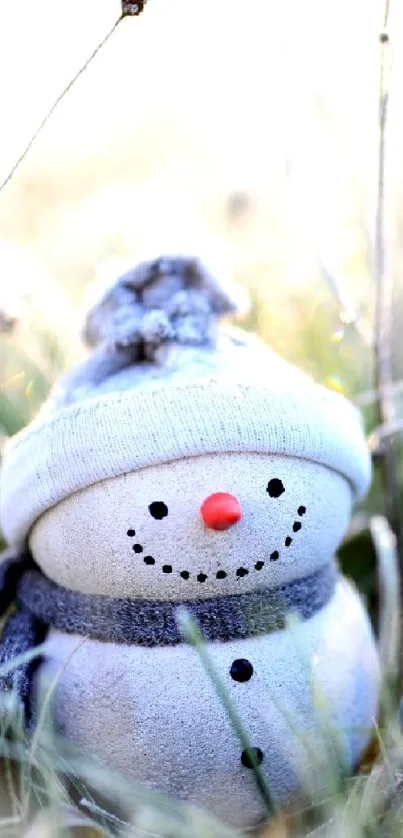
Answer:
[127,504,306,583]
[132,544,143,553]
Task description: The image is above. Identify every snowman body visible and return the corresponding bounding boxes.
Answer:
[29,452,380,827]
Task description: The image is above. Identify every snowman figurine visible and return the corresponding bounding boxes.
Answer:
[0,256,379,828]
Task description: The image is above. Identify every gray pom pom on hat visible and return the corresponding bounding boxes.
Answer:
[46,254,248,410]
[0,254,372,548]
[83,255,242,353]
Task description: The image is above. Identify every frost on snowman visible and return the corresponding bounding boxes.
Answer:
[0,256,380,828]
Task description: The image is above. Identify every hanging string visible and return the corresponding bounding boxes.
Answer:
[0,2,148,196]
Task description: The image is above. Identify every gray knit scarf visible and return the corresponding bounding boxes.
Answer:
[16,561,338,647]
[0,557,337,722]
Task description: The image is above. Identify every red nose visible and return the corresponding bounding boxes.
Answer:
[200,492,242,531]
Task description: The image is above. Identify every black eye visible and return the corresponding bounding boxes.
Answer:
[266,479,285,498]
[149,501,168,520]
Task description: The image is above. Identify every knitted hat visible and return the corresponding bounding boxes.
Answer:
[0,255,371,549]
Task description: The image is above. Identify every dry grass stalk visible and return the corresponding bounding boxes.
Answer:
[373,1,403,566]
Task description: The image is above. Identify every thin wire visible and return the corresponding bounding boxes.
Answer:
[0,15,123,196]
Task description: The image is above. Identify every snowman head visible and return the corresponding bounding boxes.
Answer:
[0,255,371,592]
[29,451,352,600]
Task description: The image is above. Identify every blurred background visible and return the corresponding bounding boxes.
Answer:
[0,0,403,582]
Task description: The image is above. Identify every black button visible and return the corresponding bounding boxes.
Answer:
[241,747,263,768]
[230,658,254,682]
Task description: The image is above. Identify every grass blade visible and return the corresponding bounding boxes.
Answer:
[177,607,276,818]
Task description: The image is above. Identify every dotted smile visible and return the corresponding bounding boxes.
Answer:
[127,484,307,584]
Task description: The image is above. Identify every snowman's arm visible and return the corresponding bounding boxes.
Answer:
[0,601,46,724]
[0,549,47,724]
[0,548,31,615]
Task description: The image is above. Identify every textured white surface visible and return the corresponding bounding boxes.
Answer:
[1,367,370,548]
[30,453,352,600]
[38,578,379,828]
